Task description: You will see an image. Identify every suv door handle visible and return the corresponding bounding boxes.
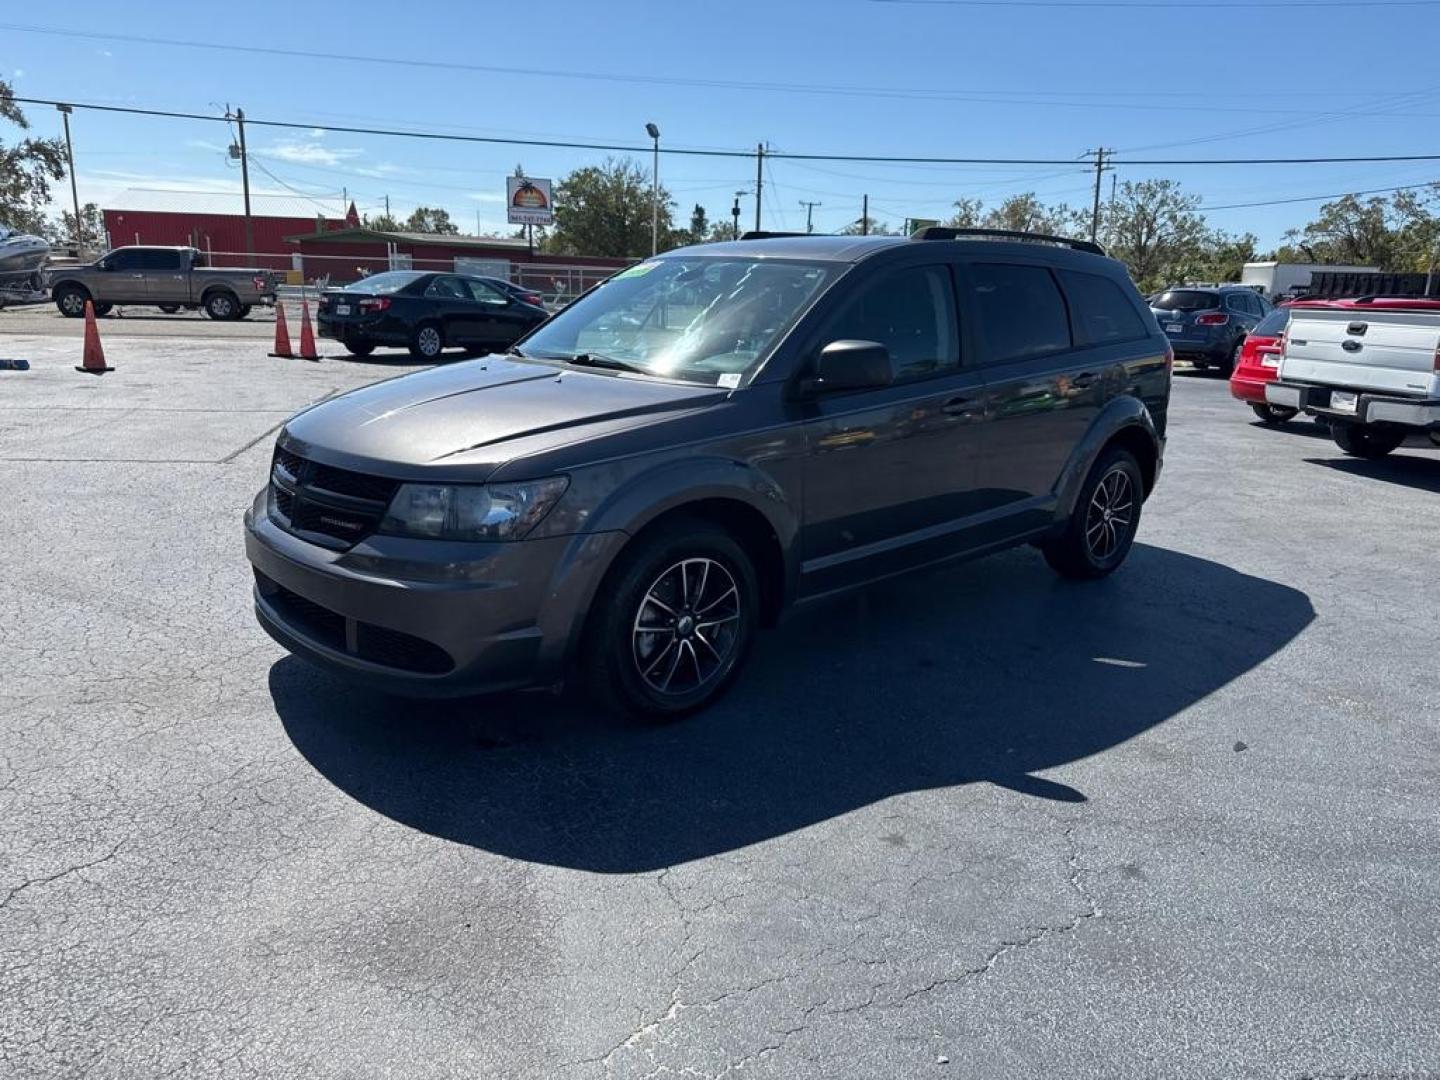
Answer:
[1071,372,1099,388]
[942,395,982,417]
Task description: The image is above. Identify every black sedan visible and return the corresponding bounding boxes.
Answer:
[316,271,549,360]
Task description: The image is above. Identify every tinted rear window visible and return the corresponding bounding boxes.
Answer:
[344,272,423,294]
[1059,270,1149,346]
[1253,307,1290,336]
[965,263,1071,364]
[1152,290,1219,312]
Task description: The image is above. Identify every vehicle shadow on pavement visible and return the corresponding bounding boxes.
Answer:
[272,542,1314,872]
[1304,454,1440,493]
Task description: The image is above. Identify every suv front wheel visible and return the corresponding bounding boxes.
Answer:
[1043,446,1144,580]
[581,518,758,720]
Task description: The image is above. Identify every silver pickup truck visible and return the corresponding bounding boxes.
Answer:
[1266,298,1440,458]
[47,246,281,321]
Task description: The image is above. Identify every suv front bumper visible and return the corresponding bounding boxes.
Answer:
[243,488,625,697]
[1266,381,1440,430]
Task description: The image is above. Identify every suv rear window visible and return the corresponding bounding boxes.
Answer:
[965,263,1071,364]
[1152,290,1219,312]
[1059,270,1149,346]
[1253,307,1290,336]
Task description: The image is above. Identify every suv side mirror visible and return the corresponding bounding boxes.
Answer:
[811,339,893,393]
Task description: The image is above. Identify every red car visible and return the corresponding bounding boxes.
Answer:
[1230,304,1296,424]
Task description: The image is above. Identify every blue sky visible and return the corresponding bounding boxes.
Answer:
[4,0,1439,249]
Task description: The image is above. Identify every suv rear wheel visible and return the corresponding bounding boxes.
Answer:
[1331,421,1405,459]
[1042,447,1144,580]
[581,518,758,720]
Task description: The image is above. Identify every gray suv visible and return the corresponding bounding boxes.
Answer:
[245,229,1170,718]
[1150,284,1270,375]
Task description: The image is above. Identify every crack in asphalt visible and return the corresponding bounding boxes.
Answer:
[0,840,127,912]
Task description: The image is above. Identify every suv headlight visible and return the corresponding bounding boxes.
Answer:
[378,477,568,541]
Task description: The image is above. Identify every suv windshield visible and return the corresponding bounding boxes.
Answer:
[518,257,835,385]
[1152,290,1220,312]
[346,272,422,294]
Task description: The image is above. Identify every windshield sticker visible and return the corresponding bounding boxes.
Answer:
[717,373,742,389]
[614,262,660,279]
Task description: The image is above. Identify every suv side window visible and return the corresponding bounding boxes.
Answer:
[1058,270,1149,346]
[822,265,958,381]
[964,262,1071,364]
[1225,292,1251,315]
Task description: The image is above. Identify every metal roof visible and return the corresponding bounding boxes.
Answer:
[286,226,531,249]
[104,188,343,220]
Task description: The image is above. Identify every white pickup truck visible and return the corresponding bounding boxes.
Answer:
[1266,298,1440,458]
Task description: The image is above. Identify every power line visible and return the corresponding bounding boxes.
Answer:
[9,22,1440,120]
[1202,179,1440,211]
[18,95,1440,168]
[873,0,1440,7]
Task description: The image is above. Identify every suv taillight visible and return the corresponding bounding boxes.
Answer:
[1195,312,1229,326]
[359,297,391,313]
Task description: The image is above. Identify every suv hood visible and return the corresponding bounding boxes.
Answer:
[281,356,726,476]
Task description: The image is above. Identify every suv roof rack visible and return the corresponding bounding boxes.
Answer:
[738,231,815,240]
[910,226,1105,257]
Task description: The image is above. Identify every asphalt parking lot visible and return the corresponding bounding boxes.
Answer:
[2,329,1438,1079]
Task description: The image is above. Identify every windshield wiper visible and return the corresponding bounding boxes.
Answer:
[565,352,648,374]
[505,345,528,357]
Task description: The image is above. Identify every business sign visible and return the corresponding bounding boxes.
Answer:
[506,177,554,226]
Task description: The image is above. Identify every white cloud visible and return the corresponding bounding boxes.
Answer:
[264,140,363,166]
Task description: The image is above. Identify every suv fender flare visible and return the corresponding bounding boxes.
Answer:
[543,456,800,670]
[1053,396,1162,522]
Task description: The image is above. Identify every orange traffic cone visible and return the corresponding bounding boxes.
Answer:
[75,299,114,374]
[298,299,319,361]
[268,302,294,358]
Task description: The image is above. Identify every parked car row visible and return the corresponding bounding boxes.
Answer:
[1229,296,1440,458]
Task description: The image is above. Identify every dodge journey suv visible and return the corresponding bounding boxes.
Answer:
[245,228,1170,718]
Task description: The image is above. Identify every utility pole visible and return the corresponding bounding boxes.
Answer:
[732,190,746,240]
[1085,147,1112,245]
[862,194,869,236]
[754,142,764,233]
[384,194,391,218]
[799,200,821,233]
[228,105,254,255]
[56,104,83,253]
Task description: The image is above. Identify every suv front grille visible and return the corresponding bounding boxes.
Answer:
[255,571,454,675]
[269,445,400,547]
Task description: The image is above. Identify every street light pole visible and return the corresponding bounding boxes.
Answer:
[731,191,747,240]
[799,200,821,234]
[57,104,83,252]
[646,122,661,256]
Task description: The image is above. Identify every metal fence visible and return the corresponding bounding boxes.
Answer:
[203,249,628,308]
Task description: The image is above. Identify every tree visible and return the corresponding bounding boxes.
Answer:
[686,203,709,245]
[982,193,1083,236]
[545,157,675,258]
[364,212,402,231]
[49,201,104,246]
[1102,179,1211,292]
[1274,187,1440,271]
[838,215,896,236]
[0,79,66,236]
[403,206,459,234]
[946,197,984,228]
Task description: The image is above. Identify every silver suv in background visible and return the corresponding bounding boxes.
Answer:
[47,246,281,320]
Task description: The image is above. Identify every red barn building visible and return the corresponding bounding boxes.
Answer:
[101,190,355,272]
